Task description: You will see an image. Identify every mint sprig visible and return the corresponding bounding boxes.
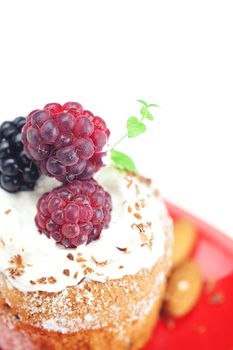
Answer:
[127,116,146,138]
[137,100,159,108]
[111,149,137,172]
[110,100,158,172]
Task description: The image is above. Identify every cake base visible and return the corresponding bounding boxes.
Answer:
[0,282,165,350]
[0,216,173,350]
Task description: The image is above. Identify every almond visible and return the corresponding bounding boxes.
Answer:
[164,260,203,318]
[173,219,197,268]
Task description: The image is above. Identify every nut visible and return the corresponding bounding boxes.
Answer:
[164,260,203,318]
[173,219,197,268]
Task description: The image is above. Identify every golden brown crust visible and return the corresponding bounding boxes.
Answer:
[0,218,173,349]
[0,285,165,350]
[0,257,168,328]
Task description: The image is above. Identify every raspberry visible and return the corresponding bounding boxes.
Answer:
[35,178,112,248]
[0,117,40,193]
[22,102,110,182]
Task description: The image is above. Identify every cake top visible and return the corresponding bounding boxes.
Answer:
[0,100,171,292]
[0,166,170,292]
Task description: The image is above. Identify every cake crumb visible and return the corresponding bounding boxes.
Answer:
[165,318,176,330]
[116,247,128,253]
[153,189,160,197]
[84,267,94,275]
[63,269,70,277]
[37,277,47,284]
[91,256,108,267]
[140,232,149,246]
[9,255,24,269]
[30,280,36,285]
[8,267,24,279]
[141,236,154,251]
[205,280,216,294]
[128,205,132,213]
[135,184,140,195]
[133,213,142,220]
[77,277,85,285]
[195,325,206,334]
[4,209,12,215]
[125,176,133,188]
[76,257,87,263]
[8,255,25,278]
[135,202,140,211]
[132,223,145,233]
[48,276,57,284]
[209,292,225,304]
[136,175,152,186]
[127,180,133,188]
[140,199,146,208]
[67,253,74,261]
[73,272,78,279]
[0,237,5,247]
[118,265,124,269]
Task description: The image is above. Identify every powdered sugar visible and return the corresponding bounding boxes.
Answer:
[40,270,166,334]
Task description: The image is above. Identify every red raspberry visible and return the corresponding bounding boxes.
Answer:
[35,178,112,248]
[22,102,110,182]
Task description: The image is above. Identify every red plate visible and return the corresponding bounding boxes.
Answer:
[143,202,233,350]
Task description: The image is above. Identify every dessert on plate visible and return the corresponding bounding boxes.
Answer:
[0,101,173,350]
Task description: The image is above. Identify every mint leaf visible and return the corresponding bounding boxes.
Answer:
[137,100,148,107]
[111,149,137,172]
[127,116,146,138]
[140,106,154,121]
[148,103,159,108]
[110,99,158,172]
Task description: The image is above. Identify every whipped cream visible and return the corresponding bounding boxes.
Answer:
[0,166,172,292]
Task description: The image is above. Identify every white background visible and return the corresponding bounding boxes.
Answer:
[0,0,232,237]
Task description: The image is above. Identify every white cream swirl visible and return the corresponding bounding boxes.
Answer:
[0,166,172,292]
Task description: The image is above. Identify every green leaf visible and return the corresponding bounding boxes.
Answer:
[140,106,154,121]
[148,103,159,108]
[127,116,146,138]
[111,149,137,172]
[137,99,148,107]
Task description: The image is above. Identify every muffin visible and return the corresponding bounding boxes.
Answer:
[0,102,173,350]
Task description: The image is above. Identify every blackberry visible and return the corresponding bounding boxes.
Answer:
[0,117,40,193]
